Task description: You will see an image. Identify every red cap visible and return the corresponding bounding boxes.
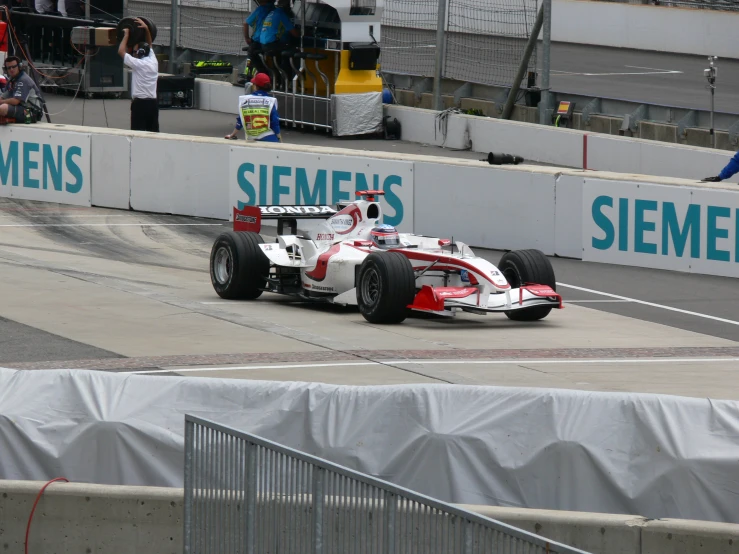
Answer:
[251,72,271,88]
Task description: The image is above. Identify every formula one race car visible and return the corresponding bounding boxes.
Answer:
[210,191,562,324]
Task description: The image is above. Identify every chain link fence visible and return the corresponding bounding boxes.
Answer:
[123,0,738,87]
[124,0,538,86]
[379,0,539,87]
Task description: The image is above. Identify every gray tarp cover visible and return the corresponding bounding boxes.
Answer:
[1,367,738,523]
[332,92,383,136]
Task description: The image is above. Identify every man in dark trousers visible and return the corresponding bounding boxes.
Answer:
[118,18,159,132]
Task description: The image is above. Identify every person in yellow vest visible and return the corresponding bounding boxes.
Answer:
[224,72,281,142]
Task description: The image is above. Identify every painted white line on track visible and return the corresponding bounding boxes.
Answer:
[0,223,224,227]
[0,214,133,218]
[624,65,682,72]
[121,358,739,375]
[124,362,379,375]
[558,282,739,326]
[565,300,633,303]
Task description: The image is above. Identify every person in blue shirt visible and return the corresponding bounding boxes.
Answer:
[258,3,300,85]
[259,3,299,50]
[244,0,275,73]
[702,153,739,183]
[225,73,281,142]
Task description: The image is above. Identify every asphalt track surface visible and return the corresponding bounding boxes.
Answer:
[2,196,739,399]
[548,43,739,114]
[386,28,739,114]
[3,100,739,400]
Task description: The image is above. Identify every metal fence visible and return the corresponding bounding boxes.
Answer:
[184,415,592,554]
[124,0,539,87]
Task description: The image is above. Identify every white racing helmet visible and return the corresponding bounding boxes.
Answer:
[370,224,400,249]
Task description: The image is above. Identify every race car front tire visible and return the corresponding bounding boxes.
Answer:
[357,252,415,324]
[498,249,556,321]
[210,231,269,299]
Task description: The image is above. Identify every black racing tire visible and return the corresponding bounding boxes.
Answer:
[498,249,556,322]
[139,17,158,43]
[356,252,416,324]
[117,17,158,47]
[210,231,269,300]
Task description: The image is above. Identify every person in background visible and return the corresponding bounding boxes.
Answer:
[224,72,281,142]
[0,56,44,124]
[118,18,159,132]
[702,153,739,183]
[65,0,84,17]
[226,57,259,138]
[33,0,53,13]
[244,0,274,73]
[238,56,258,90]
[259,1,299,51]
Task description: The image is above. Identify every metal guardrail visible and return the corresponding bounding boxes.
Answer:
[184,415,593,554]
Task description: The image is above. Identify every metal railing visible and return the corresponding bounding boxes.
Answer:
[184,415,592,554]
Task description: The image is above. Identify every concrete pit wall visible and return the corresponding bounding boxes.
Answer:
[2,481,739,554]
[390,92,738,153]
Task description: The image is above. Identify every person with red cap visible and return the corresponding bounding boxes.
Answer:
[224,72,281,142]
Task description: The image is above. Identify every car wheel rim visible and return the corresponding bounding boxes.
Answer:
[361,267,380,307]
[214,246,232,285]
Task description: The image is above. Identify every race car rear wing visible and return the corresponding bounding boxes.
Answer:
[233,205,337,234]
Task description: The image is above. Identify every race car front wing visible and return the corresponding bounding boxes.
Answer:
[408,284,563,316]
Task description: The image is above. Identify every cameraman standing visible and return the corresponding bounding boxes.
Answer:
[118,18,159,132]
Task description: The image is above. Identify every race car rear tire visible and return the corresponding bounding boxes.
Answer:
[498,249,556,321]
[210,231,269,300]
[357,252,415,324]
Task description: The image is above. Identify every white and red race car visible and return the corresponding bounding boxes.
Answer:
[210,191,562,324]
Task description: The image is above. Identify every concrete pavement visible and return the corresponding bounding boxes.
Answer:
[2,197,739,399]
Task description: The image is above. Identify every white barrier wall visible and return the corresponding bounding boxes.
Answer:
[551,0,739,59]
[585,134,736,183]
[554,173,585,259]
[582,176,739,278]
[414,161,559,253]
[0,125,91,206]
[3,122,739,280]
[91,131,130,210]
[130,135,230,220]
[386,105,587,170]
[229,144,415,231]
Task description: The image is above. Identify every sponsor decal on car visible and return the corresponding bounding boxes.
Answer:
[260,206,336,215]
[316,233,335,241]
[235,214,258,224]
[331,217,354,230]
[310,285,335,292]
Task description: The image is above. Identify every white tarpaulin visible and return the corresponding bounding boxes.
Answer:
[332,92,383,136]
[1,367,738,523]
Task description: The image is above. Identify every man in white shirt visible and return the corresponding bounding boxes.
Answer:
[118,18,160,132]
